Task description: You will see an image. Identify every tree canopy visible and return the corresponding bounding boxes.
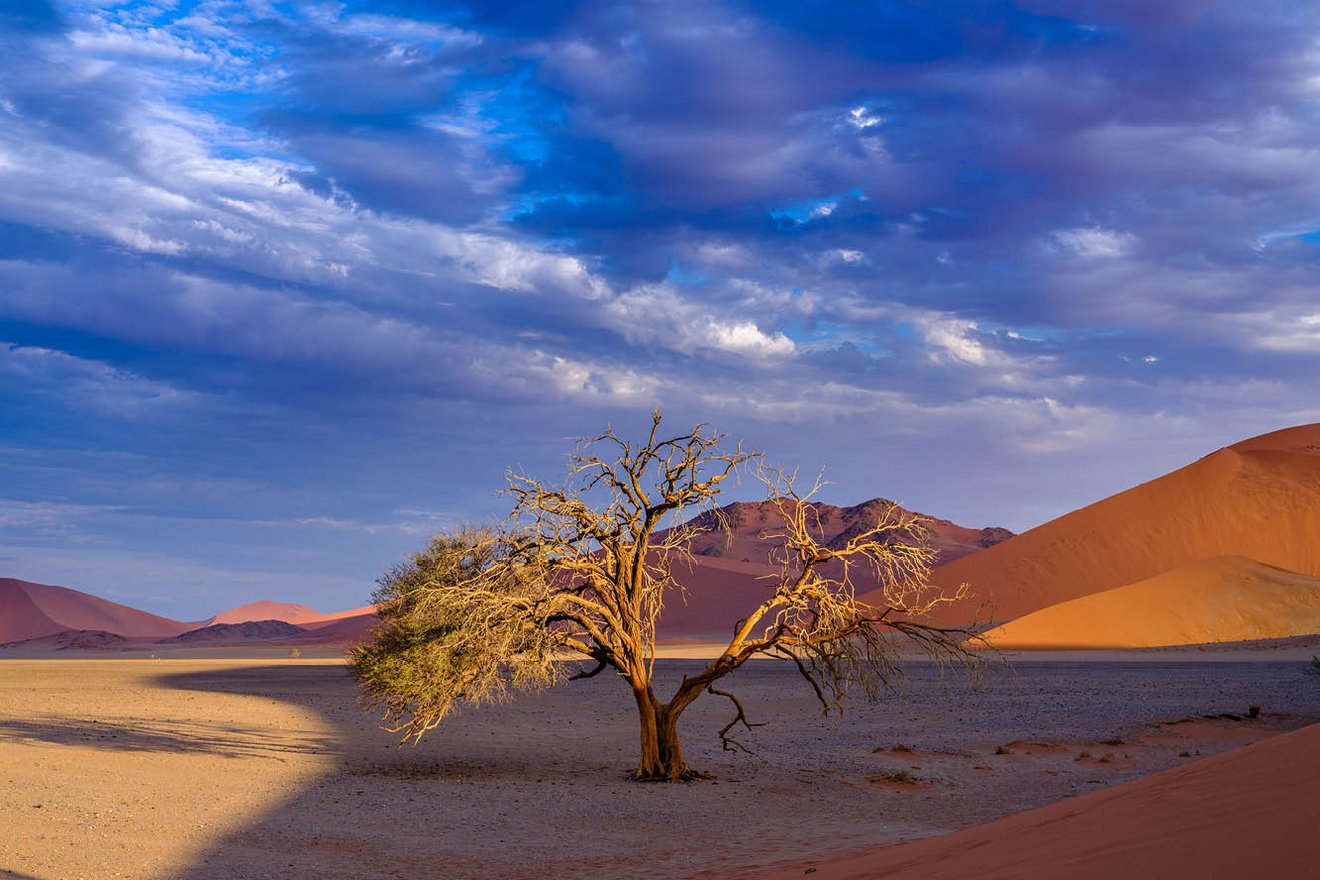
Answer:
[349,412,980,780]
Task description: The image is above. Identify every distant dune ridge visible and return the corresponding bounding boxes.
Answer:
[868,423,1320,645]
[0,578,379,649]
[208,600,325,626]
[5,424,1320,651]
[0,578,192,644]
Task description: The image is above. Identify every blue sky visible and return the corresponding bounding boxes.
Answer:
[2,0,1319,619]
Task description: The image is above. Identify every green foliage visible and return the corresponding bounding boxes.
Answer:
[347,526,563,744]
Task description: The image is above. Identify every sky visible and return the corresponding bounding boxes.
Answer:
[2,0,1319,620]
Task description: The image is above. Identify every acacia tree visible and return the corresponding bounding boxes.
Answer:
[349,412,979,781]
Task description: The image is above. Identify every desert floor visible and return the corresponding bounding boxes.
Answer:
[1,657,1317,880]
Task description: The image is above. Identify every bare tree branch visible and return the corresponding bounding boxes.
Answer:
[707,684,766,753]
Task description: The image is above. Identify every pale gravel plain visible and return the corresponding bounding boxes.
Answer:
[1,657,1317,880]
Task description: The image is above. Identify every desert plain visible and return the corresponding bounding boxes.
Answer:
[2,648,1318,880]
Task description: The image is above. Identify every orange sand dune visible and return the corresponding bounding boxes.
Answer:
[757,721,1320,880]
[210,600,325,625]
[983,555,1320,649]
[867,423,1320,628]
[0,578,190,644]
[211,599,379,628]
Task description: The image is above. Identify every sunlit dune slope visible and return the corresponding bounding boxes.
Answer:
[868,423,1320,628]
[982,555,1320,649]
[0,578,191,643]
[210,599,378,628]
[758,721,1320,880]
[209,600,325,625]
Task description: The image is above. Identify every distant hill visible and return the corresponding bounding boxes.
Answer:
[659,498,1011,638]
[861,423,1320,631]
[683,498,1011,567]
[0,629,129,651]
[0,578,191,644]
[161,620,308,643]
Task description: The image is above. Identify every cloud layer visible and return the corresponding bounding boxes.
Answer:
[3,0,1319,616]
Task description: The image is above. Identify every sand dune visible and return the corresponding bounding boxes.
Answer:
[209,600,325,625]
[0,578,190,644]
[758,720,1320,879]
[211,599,379,627]
[983,556,1320,649]
[869,423,1320,628]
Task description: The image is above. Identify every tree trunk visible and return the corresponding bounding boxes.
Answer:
[632,687,697,781]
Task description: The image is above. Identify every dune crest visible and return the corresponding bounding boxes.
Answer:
[0,578,190,644]
[983,555,1320,649]
[873,423,1320,628]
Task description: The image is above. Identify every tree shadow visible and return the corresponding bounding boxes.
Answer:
[0,716,334,759]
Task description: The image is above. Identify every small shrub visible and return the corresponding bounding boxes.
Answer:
[869,769,916,784]
[288,647,302,659]
[1098,753,1114,764]
[1247,704,1260,718]
[1178,750,1191,758]
[994,745,1011,756]
[1074,751,1091,762]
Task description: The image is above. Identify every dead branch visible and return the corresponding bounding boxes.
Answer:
[707,684,766,753]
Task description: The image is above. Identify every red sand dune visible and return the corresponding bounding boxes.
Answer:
[0,578,190,644]
[297,611,380,642]
[755,721,1320,880]
[868,423,1320,628]
[659,556,780,639]
[984,555,1320,649]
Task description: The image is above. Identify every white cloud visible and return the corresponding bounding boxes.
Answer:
[921,317,990,365]
[604,283,796,359]
[1049,226,1137,259]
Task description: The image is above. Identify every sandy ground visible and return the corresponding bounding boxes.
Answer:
[754,720,1320,879]
[1,657,1318,880]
